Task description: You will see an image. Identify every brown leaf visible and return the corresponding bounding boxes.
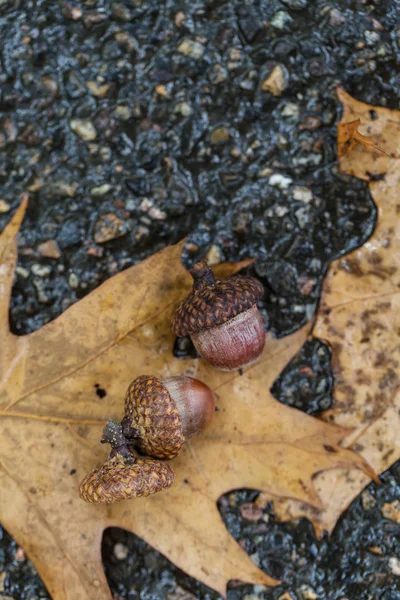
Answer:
[337,111,389,159]
[0,202,372,599]
[275,87,400,536]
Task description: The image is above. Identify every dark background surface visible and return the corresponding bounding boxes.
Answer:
[1,0,400,598]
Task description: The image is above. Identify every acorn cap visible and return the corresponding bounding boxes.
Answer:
[171,261,264,337]
[79,452,175,503]
[124,375,185,460]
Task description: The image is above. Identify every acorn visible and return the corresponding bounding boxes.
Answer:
[121,374,216,460]
[79,419,174,503]
[171,261,266,371]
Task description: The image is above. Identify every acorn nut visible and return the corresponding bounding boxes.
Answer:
[171,261,266,371]
[122,374,216,460]
[79,419,175,503]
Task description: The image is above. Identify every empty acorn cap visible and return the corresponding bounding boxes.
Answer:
[171,261,264,337]
[124,375,185,460]
[79,452,175,503]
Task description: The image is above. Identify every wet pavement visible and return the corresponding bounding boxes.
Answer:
[1,0,400,598]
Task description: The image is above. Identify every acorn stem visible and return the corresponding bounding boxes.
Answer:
[190,261,215,290]
[101,419,131,458]
[121,415,141,441]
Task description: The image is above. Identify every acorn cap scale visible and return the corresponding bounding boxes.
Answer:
[79,452,175,503]
[124,375,185,460]
[171,261,264,337]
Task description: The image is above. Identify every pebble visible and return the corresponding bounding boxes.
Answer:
[381,500,400,523]
[329,8,346,27]
[166,585,196,600]
[271,11,293,31]
[257,167,273,178]
[295,153,323,167]
[210,126,230,144]
[281,0,308,8]
[364,30,380,46]
[174,11,186,27]
[208,64,227,84]
[16,266,29,278]
[68,273,79,289]
[295,206,310,228]
[70,118,97,141]
[94,213,127,243]
[86,81,110,98]
[155,84,169,97]
[31,264,52,277]
[38,239,61,259]
[33,278,49,303]
[361,489,376,511]
[293,186,313,203]
[83,12,107,29]
[239,502,263,522]
[111,2,132,21]
[388,557,400,576]
[233,212,249,235]
[227,48,243,70]
[148,206,167,221]
[174,102,192,117]
[135,225,150,243]
[261,65,289,96]
[113,105,132,121]
[281,102,300,119]
[125,199,136,211]
[205,244,222,266]
[177,39,205,59]
[278,594,295,600]
[0,199,11,213]
[249,552,261,567]
[254,586,268,594]
[90,183,112,196]
[44,181,78,198]
[113,543,129,560]
[269,173,293,189]
[299,585,318,600]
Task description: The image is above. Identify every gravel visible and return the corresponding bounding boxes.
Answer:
[1,0,400,598]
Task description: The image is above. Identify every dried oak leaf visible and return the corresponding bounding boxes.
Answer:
[337,115,389,159]
[274,87,400,535]
[0,198,371,600]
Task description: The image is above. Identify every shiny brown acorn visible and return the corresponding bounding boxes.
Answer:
[79,419,175,503]
[171,261,266,371]
[121,374,216,460]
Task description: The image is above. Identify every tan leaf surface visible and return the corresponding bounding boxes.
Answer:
[0,200,372,600]
[275,87,400,535]
[337,117,389,158]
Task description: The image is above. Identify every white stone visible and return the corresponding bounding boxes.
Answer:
[177,39,205,59]
[16,266,29,279]
[114,542,129,560]
[271,10,293,30]
[90,184,112,196]
[281,102,300,119]
[269,173,293,189]
[365,30,380,45]
[31,264,52,277]
[389,556,400,575]
[70,118,97,141]
[174,102,193,116]
[293,186,313,203]
[69,273,79,289]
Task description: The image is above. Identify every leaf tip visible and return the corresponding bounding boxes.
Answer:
[1,195,29,243]
[336,86,351,105]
